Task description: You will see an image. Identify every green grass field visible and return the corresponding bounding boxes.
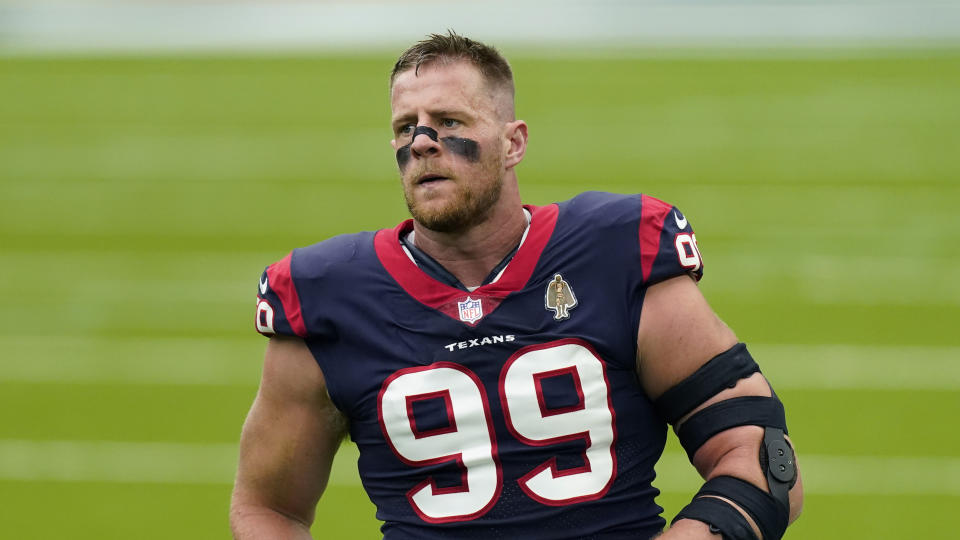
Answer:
[1,51,958,538]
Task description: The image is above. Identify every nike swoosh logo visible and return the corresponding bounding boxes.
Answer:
[259,276,269,295]
[674,210,688,230]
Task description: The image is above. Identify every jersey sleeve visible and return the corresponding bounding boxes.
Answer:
[638,194,704,286]
[253,251,308,338]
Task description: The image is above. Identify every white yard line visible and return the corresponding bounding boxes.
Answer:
[1,337,957,390]
[0,440,239,484]
[0,336,263,386]
[1,440,958,496]
[750,343,960,391]
[654,452,960,496]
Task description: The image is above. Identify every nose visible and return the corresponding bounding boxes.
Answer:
[410,125,441,159]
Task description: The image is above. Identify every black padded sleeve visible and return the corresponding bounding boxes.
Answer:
[698,476,788,540]
[673,495,758,540]
[676,396,788,461]
[653,343,760,424]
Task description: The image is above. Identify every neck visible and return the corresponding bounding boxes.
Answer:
[412,185,527,290]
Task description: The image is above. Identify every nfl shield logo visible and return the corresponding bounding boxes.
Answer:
[457,297,484,324]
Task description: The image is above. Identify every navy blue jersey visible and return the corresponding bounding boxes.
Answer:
[254,192,704,539]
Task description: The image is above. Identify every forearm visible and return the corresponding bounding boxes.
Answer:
[656,371,803,539]
[657,427,803,540]
[230,502,314,540]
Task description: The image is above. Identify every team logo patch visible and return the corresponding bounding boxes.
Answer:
[259,274,269,295]
[545,274,577,321]
[457,297,484,324]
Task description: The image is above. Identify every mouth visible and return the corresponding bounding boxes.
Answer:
[416,174,449,185]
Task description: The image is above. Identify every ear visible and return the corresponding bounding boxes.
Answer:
[390,138,399,151]
[503,120,528,170]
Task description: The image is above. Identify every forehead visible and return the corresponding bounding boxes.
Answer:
[390,61,494,116]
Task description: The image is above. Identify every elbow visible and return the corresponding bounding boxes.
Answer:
[229,487,257,538]
[693,428,805,531]
[787,463,804,524]
[229,500,313,540]
[228,499,253,540]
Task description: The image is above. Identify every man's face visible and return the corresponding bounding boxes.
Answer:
[390,61,508,233]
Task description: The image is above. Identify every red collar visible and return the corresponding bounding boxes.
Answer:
[374,204,559,325]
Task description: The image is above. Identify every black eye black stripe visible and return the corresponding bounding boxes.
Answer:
[438,137,479,162]
[413,125,439,141]
[395,126,481,169]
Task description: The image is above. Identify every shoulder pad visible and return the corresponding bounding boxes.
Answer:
[562,191,645,228]
[253,232,366,338]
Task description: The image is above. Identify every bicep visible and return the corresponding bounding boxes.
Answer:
[233,336,348,525]
[636,274,737,399]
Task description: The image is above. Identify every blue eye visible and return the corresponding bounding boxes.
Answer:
[398,123,415,136]
[441,119,459,129]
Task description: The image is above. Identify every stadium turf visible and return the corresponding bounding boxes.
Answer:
[1,51,957,538]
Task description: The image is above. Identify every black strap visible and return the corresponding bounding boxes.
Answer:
[653,343,760,424]
[698,476,788,540]
[676,396,788,461]
[673,495,758,540]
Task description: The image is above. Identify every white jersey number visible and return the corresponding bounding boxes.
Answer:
[378,339,616,522]
[501,342,616,505]
[254,299,275,334]
[379,364,500,523]
[675,232,703,272]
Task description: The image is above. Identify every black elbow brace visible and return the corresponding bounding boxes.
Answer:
[672,475,788,540]
[653,343,760,424]
[655,343,797,539]
[673,493,758,540]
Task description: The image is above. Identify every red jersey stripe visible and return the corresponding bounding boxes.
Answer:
[266,251,308,338]
[638,194,673,283]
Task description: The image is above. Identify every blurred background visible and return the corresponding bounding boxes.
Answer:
[1,1,958,538]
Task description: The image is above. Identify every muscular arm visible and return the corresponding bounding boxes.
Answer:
[637,276,803,539]
[230,336,349,539]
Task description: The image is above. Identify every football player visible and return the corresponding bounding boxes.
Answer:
[231,32,803,539]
